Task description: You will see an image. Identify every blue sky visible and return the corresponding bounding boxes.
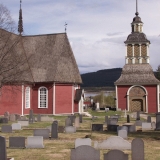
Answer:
[1,0,160,73]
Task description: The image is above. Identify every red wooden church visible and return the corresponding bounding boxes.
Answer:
[0,3,83,115]
[115,1,160,113]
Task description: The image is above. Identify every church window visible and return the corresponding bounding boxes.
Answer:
[134,45,139,57]
[127,45,132,57]
[25,87,30,108]
[38,87,48,108]
[141,45,147,56]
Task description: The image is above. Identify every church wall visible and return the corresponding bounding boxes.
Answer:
[55,84,73,114]
[117,85,131,110]
[145,85,158,113]
[32,83,53,114]
[0,85,22,115]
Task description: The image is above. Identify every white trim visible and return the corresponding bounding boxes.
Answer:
[127,85,148,113]
[115,85,118,110]
[25,87,30,109]
[132,44,134,56]
[139,44,141,56]
[38,86,48,108]
[157,85,160,112]
[72,85,74,114]
[22,85,24,116]
[53,83,55,115]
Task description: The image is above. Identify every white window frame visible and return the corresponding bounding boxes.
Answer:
[25,87,30,108]
[38,86,48,108]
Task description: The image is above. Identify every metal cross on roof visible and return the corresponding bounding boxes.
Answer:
[135,0,139,16]
[65,22,68,32]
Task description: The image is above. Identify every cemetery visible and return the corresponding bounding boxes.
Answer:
[0,109,160,160]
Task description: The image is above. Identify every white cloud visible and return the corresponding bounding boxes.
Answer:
[1,0,160,73]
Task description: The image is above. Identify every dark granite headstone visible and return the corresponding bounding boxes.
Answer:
[58,126,65,133]
[104,149,128,160]
[37,114,41,122]
[1,125,12,133]
[9,137,25,148]
[68,115,76,125]
[155,112,160,130]
[107,125,119,132]
[147,116,151,123]
[51,121,58,138]
[92,124,103,131]
[132,138,144,160]
[127,115,130,123]
[0,118,8,123]
[29,109,34,124]
[33,129,50,139]
[79,114,82,123]
[136,111,140,120]
[71,145,100,160]
[0,136,7,160]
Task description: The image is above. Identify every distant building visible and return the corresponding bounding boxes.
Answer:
[0,2,83,115]
[115,2,160,113]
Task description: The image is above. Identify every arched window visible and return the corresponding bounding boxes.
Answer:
[25,87,30,108]
[38,87,48,108]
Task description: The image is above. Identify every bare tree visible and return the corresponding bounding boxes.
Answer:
[0,4,31,89]
[155,65,160,80]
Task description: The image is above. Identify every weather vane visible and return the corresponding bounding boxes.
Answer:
[65,22,68,32]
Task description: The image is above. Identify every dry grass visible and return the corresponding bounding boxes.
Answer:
[0,110,160,160]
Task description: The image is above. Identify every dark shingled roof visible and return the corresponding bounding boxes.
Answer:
[0,29,82,84]
[124,32,150,44]
[115,64,160,85]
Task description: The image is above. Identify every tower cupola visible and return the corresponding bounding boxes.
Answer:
[124,0,150,65]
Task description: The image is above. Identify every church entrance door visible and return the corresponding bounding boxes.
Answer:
[131,99,143,111]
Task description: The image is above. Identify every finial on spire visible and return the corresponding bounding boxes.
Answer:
[18,0,23,35]
[135,0,139,16]
[65,22,67,32]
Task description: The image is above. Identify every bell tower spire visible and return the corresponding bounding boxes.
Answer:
[18,0,23,35]
[124,0,150,65]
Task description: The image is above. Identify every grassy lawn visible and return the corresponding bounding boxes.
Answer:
[0,110,159,160]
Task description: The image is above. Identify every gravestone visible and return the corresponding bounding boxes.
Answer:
[151,121,156,130]
[29,109,34,124]
[9,137,25,148]
[33,129,50,139]
[107,125,119,132]
[108,118,118,125]
[12,123,21,130]
[37,114,41,122]
[74,117,80,128]
[10,114,16,121]
[18,121,29,127]
[0,136,7,160]
[75,138,91,148]
[26,136,44,148]
[155,112,160,130]
[65,126,76,133]
[79,114,82,123]
[68,115,76,125]
[71,145,100,160]
[104,150,128,160]
[142,122,152,130]
[65,118,72,127]
[127,115,130,123]
[92,124,103,131]
[4,111,10,120]
[1,125,12,133]
[135,120,142,126]
[94,136,131,150]
[15,114,21,120]
[124,109,127,118]
[0,118,8,123]
[58,126,65,133]
[132,138,144,160]
[147,116,151,123]
[136,111,140,120]
[123,125,136,132]
[117,126,128,133]
[118,130,128,139]
[51,121,58,139]
[105,116,108,125]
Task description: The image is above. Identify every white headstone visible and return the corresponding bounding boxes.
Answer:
[12,123,21,130]
[26,136,44,148]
